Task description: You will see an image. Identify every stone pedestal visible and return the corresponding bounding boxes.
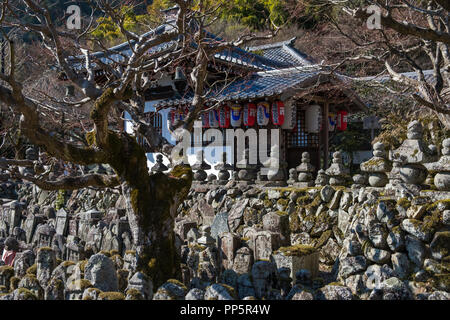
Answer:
[272,247,319,282]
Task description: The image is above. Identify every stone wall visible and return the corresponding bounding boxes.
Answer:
[0,120,448,300]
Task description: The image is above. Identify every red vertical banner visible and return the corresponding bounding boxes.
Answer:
[337,110,348,131]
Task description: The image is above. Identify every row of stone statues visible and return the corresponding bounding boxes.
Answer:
[152,121,449,192]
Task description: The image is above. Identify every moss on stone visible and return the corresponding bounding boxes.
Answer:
[296,195,311,205]
[422,209,442,233]
[167,279,187,291]
[70,279,92,290]
[79,260,88,273]
[305,195,321,209]
[218,283,237,298]
[289,212,301,233]
[0,265,14,275]
[109,250,119,256]
[98,291,125,300]
[9,276,20,290]
[275,244,316,257]
[276,211,288,217]
[26,264,37,275]
[430,273,450,291]
[98,250,111,257]
[126,288,143,300]
[125,250,136,256]
[327,282,343,286]
[314,230,332,249]
[16,288,37,300]
[188,244,207,251]
[426,199,450,212]
[397,198,411,209]
[61,261,76,268]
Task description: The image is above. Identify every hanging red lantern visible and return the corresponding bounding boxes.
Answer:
[271,101,285,126]
[230,104,242,127]
[243,103,256,126]
[219,105,230,128]
[337,110,348,131]
[257,102,270,126]
[209,109,219,128]
[201,111,209,128]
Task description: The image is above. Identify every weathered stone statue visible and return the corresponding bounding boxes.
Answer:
[295,152,315,187]
[352,173,368,189]
[192,150,210,184]
[425,138,450,191]
[214,152,232,185]
[287,168,297,185]
[325,151,349,186]
[389,121,438,195]
[151,154,168,173]
[236,148,257,185]
[260,144,287,187]
[197,226,215,247]
[360,142,391,187]
[315,169,329,187]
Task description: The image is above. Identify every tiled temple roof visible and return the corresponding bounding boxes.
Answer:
[154,66,325,107]
[246,37,315,68]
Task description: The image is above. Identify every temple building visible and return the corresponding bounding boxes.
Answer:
[67,20,368,178]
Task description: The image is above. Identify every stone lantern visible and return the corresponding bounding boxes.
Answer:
[192,150,211,184]
[295,152,315,187]
[360,142,391,187]
[325,151,350,186]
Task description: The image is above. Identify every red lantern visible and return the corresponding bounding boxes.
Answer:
[230,104,242,127]
[337,110,348,131]
[219,105,230,128]
[257,102,270,126]
[243,103,256,126]
[201,111,209,128]
[271,101,285,126]
[209,109,219,128]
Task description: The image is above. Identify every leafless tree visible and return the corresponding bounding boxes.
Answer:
[301,0,449,128]
[0,0,278,286]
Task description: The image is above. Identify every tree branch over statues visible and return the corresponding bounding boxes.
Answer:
[296,0,449,128]
[0,0,280,287]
